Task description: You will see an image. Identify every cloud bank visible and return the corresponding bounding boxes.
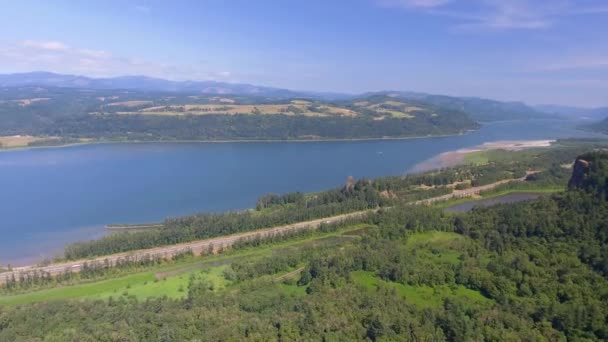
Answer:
[0,40,231,81]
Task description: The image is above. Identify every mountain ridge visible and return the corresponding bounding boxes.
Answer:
[4,71,605,122]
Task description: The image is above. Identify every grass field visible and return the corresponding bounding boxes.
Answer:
[0,273,155,306]
[463,148,552,166]
[0,224,371,306]
[404,231,468,265]
[357,100,423,119]
[0,135,51,148]
[352,271,492,309]
[114,98,433,119]
[121,100,357,117]
[352,231,492,308]
[93,265,231,300]
[463,151,490,165]
[279,282,308,297]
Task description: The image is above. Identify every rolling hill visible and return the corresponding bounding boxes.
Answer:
[367,91,549,122]
[0,86,479,143]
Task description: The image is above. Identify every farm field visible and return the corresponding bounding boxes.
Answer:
[113,98,433,119]
[119,100,357,117]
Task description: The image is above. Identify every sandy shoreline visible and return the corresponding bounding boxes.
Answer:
[411,140,555,172]
[0,132,472,153]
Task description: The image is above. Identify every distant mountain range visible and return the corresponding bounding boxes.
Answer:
[0,71,324,99]
[1,71,605,122]
[534,104,608,121]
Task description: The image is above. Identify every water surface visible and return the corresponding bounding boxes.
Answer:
[444,192,545,213]
[0,119,602,265]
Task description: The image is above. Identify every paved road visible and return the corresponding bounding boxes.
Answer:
[0,176,527,285]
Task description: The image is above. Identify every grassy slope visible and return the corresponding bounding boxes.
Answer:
[352,271,490,309]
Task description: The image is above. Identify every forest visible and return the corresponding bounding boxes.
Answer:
[0,151,607,340]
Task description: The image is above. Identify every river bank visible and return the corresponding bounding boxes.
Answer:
[411,139,555,172]
[0,131,471,153]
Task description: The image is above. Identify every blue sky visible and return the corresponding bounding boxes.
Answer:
[0,0,606,106]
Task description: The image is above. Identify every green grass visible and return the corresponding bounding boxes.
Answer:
[406,231,463,246]
[279,283,308,297]
[0,223,370,306]
[0,273,154,306]
[464,148,548,166]
[405,231,466,265]
[93,265,231,300]
[464,151,490,165]
[352,271,492,309]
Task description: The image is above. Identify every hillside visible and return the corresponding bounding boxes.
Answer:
[0,72,564,123]
[0,87,479,143]
[535,104,608,121]
[369,91,549,122]
[587,116,608,135]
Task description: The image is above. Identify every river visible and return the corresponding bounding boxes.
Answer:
[0,119,603,265]
[444,192,545,213]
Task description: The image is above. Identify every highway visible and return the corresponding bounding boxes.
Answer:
[0,176,527,285]
[0,211,369,285]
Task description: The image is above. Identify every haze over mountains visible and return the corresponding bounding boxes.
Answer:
[0,71,605,123]
[534,104,608,121]
[0,71,306,98]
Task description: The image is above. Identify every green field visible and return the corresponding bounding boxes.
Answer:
[0,224,371,306]
[352,271,492,309]
[352,231,492,309]
[463,151,490,165]
[405,231,465,264]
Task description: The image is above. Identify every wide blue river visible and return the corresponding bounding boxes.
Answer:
[0,119,602,265]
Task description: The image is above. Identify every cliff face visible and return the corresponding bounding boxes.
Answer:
[567,151,608,199]
[568,157,590,190]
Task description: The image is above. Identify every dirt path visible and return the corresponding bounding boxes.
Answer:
[273,267,305,283]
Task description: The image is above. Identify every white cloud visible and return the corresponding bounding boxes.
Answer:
[379,0,451,8]
[0,40,232,81]
[21,40,68,51]
[379,0,607,31]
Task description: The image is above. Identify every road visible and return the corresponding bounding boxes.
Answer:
[0,176,527,285]
[0,211,369,284]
